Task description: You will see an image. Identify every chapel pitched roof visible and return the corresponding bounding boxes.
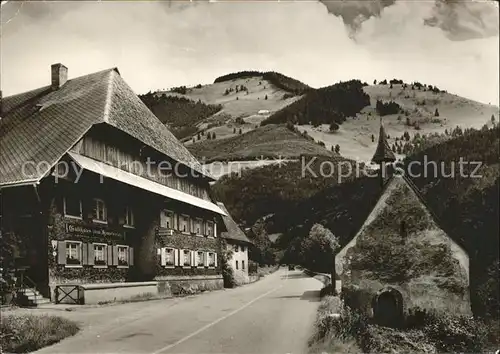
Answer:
[372,123,396,164]
[0,66,212,186]
[337,175,468,256]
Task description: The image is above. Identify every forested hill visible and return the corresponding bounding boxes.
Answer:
[139,93,222,139]
[262,80,370,126]
[214,71,311,95]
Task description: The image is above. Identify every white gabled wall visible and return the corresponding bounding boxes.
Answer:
[226,240,249,275]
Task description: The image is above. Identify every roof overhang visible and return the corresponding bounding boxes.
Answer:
[0,180,40,189]
[67,152,226,216]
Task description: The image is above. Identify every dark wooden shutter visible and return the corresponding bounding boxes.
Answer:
[107,245,113,266]
[57,241,66,265]
[113,245,119,266]
[129,247,134,266]
[88,244,95,266]
[82,243,88,265]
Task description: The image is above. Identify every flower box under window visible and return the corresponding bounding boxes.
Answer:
[66,257,81,265]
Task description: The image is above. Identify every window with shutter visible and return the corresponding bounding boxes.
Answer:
[182,249,191,267]
[195,218,202,236]
[160,210,174,229]
[196,251,204,267]
[93,243,108,267]
[206,221,214,237]
[117,245,129,267]
[208,252,216,268]
[165,248,175,267]
[65,241,82,267]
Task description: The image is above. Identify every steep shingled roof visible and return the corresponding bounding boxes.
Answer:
[217,202,252,244]
[0,68,212,186]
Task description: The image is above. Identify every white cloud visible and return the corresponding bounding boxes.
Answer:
[1,0,498,104]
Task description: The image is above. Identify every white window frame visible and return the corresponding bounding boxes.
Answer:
[206,221,214,237]
[196,251,205,268]
[208,252,216,268]
[161,209,175,230]
[180,214,190,234]
[93,243,108,268]
[65,240,83,268]
[63,196,82,220]
[117,244,129,268]
[182,249,191,268]
[164,247,175,268]
[124,206,135,228]
[194,218,203,236]
[93,198,107,224]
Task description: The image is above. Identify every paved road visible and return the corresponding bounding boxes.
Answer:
[35,268,323,354]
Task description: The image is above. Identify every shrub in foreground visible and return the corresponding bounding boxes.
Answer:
[423,311,488,353]
[309,296,365,353]
[0,314,79,353]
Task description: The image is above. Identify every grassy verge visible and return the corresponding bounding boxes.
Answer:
[309,292,500,353]
[0,314,79,353]
[308,296,363,353]
[96,292,172,305]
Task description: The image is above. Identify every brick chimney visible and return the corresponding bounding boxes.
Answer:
[51,63,68,90]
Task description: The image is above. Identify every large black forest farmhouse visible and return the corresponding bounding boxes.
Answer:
[0,64,227,304]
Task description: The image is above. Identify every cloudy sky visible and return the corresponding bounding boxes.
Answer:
[1,0,499,104]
